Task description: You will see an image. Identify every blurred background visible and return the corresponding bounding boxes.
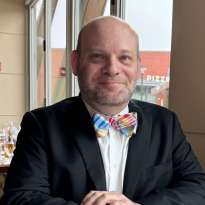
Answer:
[0,0,205,196]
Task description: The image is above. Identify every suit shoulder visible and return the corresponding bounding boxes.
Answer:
[129,99,175,118]
[28,96,80,117]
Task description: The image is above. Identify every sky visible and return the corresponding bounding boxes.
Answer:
[125,0,173,51]
[51,0,66,48]
[51,0,173,51]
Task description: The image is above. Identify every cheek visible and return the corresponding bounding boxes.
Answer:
[79,65,100,84]
[86,65,102,78]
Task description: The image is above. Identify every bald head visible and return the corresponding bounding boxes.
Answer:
[76,16,139,59]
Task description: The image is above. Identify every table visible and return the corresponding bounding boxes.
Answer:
[0,165,8,197]
[0,166,9,173]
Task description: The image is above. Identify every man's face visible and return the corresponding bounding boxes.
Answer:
[72,19,139,108]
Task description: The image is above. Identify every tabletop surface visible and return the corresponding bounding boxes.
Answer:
[0,165,9,173]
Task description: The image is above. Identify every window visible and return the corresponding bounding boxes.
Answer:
[36,0,45,107]
[28,0,68,109]
[51,0,66,104]
[29,0,45,108]
[125,0,173,107]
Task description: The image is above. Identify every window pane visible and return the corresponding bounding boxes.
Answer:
[125,0,173,107]
[103,0,110,15]
[51,0,66,104]
[35,0,45,107]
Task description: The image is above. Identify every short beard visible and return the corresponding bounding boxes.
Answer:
[79,80,135,107]
[93,87,133,106]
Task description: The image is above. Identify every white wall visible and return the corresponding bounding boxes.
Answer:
[0,0,26,127]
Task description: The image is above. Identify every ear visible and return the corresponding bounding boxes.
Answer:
[70,50,79,76]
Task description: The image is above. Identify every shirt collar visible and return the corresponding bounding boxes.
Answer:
[84,100,137,135]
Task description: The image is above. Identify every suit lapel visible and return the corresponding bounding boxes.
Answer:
[70,98,106,191]
[123,101,151,198]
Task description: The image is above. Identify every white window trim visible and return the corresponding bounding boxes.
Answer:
[45,0,52,106]
[27,0,78,110]
[66,0,81,97]
[111,0,126,19]
[28,1,38,110]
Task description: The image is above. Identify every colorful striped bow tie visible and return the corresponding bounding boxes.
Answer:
[92,113,137,138]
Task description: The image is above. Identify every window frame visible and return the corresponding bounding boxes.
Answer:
[26,0,82,110]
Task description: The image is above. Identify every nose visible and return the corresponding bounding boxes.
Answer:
[103,56,120,77]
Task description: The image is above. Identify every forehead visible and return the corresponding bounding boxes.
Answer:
[80,19,138,53]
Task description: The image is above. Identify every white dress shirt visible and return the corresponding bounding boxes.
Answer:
[97,107,130,192]
[85,103,136,193]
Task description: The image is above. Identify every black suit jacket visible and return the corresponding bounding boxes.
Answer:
[1,97,205,205]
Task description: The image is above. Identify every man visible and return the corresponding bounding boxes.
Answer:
[1,16,205,205]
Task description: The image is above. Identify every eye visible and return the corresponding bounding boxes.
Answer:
[89,53,106,63]
[119,55,132,64]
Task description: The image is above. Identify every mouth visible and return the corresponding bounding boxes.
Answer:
[98,81,126,91]
[99,81,125,85]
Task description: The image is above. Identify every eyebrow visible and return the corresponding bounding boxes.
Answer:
[88,49,105,53]
[120,50,133,54]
